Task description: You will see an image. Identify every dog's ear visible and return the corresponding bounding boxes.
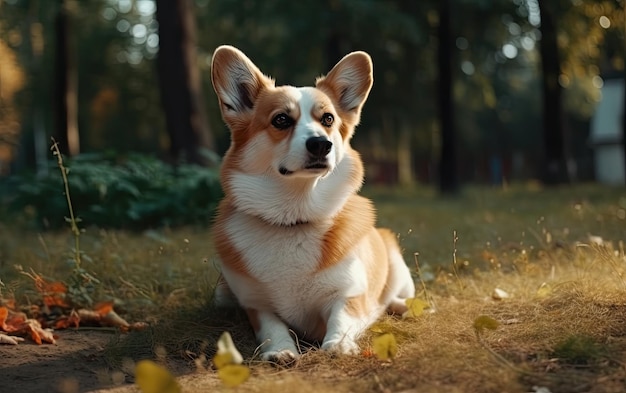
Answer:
[211,46,274,116]
[316,52,373,121]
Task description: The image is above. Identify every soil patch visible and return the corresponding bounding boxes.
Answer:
[1,330,116,392]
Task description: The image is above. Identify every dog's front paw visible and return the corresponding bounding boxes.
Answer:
[261,350,300,367]
[321,338,360,355]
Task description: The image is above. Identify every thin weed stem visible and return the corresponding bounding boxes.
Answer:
[413,252,436,310]
[50,138,81,269]
[452,230,464,290]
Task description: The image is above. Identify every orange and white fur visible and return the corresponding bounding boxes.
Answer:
[211,45,415,365]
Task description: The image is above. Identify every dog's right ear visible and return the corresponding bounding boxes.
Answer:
[211,46,274,117]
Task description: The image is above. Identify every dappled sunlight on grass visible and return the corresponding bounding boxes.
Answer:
[2,184,626,392]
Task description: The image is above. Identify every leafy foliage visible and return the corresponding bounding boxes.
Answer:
[1,153,222,229]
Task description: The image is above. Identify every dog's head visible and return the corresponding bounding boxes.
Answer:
[211,46,373,180]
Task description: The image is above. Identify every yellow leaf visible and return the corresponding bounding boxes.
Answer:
[135,360,181,393]
[369,320,392,334]
[213,331,251,387]
[402,298,429,319]
[216,331,243,365]
[372,333,398,360]
[212,352,233,369]
[217,364,250,388]
[536,282,552,298]
[473,315,499,332]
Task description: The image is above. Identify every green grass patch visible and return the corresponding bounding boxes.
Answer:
[1,183,626,392]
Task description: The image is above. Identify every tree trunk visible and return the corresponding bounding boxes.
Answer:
[397,126,414,187]
[537,0,569,184]
[155,0,214,165]
[54,0,79,157]
[437,0,458,194]
[623,4,626,186]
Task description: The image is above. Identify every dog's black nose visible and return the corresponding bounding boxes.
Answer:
[306,136,332,158]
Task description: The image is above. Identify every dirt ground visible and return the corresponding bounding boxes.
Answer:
[1,330,122,393]
[0,330,228,393]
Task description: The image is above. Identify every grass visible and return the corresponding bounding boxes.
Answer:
[2,183,626,392]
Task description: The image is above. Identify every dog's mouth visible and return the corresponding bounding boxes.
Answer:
[304,162,328,170]
[279,161,329,176]
[278,167,294,175]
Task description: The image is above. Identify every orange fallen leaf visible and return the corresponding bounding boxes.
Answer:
[1,308,27,333]
[77,305,134,330]
[31,274,69,308]
[101,309,130,328]
[54,309,80,329]
[92,302,130,328]
[94,301,115,316]
[24,319,56,345]
[0,306,9,331]
[77,308,101,323]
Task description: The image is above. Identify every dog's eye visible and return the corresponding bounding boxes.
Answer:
[271,113,293,130]
[321,113,334,127]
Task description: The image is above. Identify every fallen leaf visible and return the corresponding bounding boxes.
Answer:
[0,306,9,331]
[0,333,24,345]
[213,332,249,387]
[55,309,80,329]
[215,331,243,365]
[402,298,429,319]
[76,303,130,328]
[491,287,510,300]
[94,301,115,316]
[1,308,27,333]
[372,333,398,360]
[100,309,130,328]
[32,275,69,308]
[213,352,234,369]
[473,315,499,333]
[217,365,250,388]
[135,360,181,393]
[369,320,393,334]
[24,319,56,344]
[77,309,101,323]
[536,282,552,298]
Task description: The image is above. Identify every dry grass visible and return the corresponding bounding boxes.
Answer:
[2,183,626,392]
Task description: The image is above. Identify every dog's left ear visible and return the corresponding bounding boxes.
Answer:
[211,45,274,117]
[316,52,373,120]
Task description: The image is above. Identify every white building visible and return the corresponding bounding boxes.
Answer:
[590,76,625,185]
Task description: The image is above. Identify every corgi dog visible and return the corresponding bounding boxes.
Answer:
[210,45,415,365]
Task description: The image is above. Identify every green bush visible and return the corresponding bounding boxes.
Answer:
[0,153,223,229]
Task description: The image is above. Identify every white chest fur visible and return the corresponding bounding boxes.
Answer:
[221,211,368,334]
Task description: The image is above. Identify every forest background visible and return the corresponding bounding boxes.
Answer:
[0,0,624,192]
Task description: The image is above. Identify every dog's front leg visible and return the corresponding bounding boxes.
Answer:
[247,308,299,366]
[320,298,366,355]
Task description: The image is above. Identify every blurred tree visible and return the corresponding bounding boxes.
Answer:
[438,0,459,193]
[538,0,569,184]
[54,0,79,157]
[0,0,621,185]
[155,0,214,165]
[0,25,26,175]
